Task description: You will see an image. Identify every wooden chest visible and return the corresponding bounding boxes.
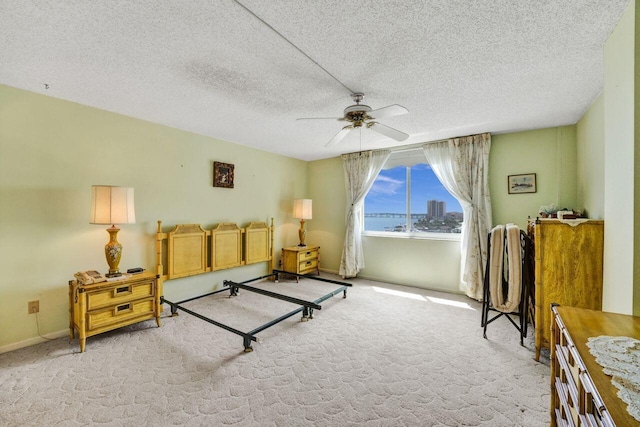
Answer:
[529,219,604,361]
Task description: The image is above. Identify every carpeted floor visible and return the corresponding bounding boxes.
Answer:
[0,275,550,426]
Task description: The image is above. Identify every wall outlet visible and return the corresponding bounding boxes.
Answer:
[28,300,39,314]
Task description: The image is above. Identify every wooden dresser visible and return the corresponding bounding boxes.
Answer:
[551,305,640,426]
[281,245,320,281]
[68,272,161,352]
[529,219,604,361]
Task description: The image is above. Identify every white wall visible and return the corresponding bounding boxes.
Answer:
[0,84,308,351]
[602,0,636,314]
[576,94,605,219]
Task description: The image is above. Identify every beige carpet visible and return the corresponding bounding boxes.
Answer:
[0,275,549,426]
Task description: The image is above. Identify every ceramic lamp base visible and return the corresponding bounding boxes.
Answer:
[105,225,123,277]
[298,219,307,246]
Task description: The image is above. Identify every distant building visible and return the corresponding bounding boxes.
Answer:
[427,200,446,218]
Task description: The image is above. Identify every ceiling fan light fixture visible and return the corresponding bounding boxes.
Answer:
[297,92,409,147]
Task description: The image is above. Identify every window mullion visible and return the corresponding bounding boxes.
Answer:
[406,166,411,232]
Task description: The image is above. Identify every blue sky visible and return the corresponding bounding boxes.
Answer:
[365,164,462,214]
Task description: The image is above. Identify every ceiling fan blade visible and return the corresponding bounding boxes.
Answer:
[296,117,343,121]
[325,126,353,147]
[368,104,408,119]
[367,122,409,142]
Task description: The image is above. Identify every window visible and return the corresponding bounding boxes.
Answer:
[363,149,463,237]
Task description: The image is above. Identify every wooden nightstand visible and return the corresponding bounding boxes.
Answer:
[68,271,161,352]
[281,245,320,281]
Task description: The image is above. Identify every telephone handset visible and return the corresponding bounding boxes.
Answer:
[74,270,107,285]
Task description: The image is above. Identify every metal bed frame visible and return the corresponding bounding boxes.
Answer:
[160,269,352,352]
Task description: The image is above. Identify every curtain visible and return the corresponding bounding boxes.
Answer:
[423,133,492,300]
[339,150,391,278]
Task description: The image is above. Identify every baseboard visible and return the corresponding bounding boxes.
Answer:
[0,329,69,355]
[355,273,465,295]
[315,269,463,295]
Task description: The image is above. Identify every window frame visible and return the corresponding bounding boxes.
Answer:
[361,149,463,242]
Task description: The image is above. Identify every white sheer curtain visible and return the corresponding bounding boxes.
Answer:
[423,133,492,300]
[339,150,391,278]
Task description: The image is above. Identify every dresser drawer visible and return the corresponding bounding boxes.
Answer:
[86,279,155,311]
[579,372,615,426]
[555,346,579,426]
[86,297,155,331]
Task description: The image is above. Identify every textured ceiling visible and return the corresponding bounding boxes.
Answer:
[0,0,630,161]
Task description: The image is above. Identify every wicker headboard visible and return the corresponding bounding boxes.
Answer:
[155,219,274,281]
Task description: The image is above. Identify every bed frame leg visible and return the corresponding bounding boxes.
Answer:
[243,336,253,352]
[343,289,347,298]
[225,281,238,297]
[301,306,309,322]
[170,303,178,317]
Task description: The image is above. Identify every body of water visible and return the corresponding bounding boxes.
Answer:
[365,216,411,232]
[365,215,463,233]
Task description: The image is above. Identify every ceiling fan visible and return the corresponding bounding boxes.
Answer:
[298,93,410,147]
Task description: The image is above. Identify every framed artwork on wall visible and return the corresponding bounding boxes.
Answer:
[213,162,234,188]
[508,173,536,194]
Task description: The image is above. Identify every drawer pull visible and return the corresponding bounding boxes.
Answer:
[306,251,311,256]
[306,261,312,266]
[115,286,130,294]
[116,303,131,312]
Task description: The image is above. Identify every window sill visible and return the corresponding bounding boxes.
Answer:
[362,231,462,242]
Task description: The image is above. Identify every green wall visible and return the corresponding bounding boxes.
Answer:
[490,126,577,229]
[0,84,308,351]
[6,22,638,349]
[309,127,578,294]
[307,157,345,273]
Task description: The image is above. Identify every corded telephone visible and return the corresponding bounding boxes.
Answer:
[74,270,107,285]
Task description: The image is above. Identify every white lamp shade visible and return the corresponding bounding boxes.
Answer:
[293,199,312,220]
[90,186,136,225]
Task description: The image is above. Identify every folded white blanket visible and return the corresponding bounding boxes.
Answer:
[488,224,522,313]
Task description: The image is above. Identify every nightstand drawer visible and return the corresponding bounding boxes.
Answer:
[299,259,318,274]
[299,249,318,262]
[86,279,155,311]
[87,297,155,331]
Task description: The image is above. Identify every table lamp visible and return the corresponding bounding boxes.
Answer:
[293,199,312,247]
[90,185,136,277]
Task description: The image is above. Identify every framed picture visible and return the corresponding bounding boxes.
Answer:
[213,162,234,188]
[508,173,536,194]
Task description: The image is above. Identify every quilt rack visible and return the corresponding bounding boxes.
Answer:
[480,224,534,345]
